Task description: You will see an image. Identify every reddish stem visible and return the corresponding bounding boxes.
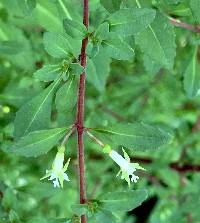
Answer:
[76,0,88,222]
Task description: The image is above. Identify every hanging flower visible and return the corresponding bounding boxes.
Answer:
[41,146,70,188]
[108,146,145,186]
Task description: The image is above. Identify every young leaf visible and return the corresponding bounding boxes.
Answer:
[102,38,134,60]
[14,78,60,139]
[91,122,172,150]
[63,18,87,40]
[55,77,77,112]
[108,8,156,36]
[135,12,176,71]
[184,47,200,98]
[99,190,148,211]
[190,0,200,23]
[87,48,111,92]
[100,0,122,13]
[94,22,110,41]
[9,127,68,157]
[69,63,84,76]
[43,32,73,59]
[33,65,62,82]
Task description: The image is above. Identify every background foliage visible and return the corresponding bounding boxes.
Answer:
[0,0,200,222]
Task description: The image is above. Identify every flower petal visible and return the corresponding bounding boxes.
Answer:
[63,158,71,172]
[40,170,51,180]
[53,178,60,187]
[130,174,139,183]
[63,173,70,181]
[49,173,56,180]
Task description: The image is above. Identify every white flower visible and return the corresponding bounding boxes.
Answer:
[41,146,70,188]
[109,148,145,186]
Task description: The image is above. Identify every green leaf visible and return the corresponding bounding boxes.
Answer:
[17,0,36,16]
[91,122,172,150]
[52,0,75,20]
[89,44,100,58]
[184,47,200,98]
[14,78,60,139]
[99,190,148,211]
[95,208,117,223]
[102,38,134,60]
[32,0,63,33]
[100,0,122,13]
[142,54,161,75]
[94,22,110,42]
[190,0,200,23]
[55,77,77,112]
[87,48,111,92]
[69,63,84,76]
[0,41,22,55]
[9,127,68,157]
[33,65,62,82]
[71,204,89,216]
[108,8,156,36]
[43,32,73,59]
[63,18,87,40]
[135,12,176,71]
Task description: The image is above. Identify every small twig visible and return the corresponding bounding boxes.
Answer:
[187,214,193,223]
[170,17,200,33]
[192,116,200,133]
[60,125,76,146]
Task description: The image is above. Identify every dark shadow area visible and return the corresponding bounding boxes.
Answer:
[129,196,158,223]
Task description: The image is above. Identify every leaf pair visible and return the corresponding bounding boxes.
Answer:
[102,4,176,73]
[72,190,148,223]
[11,72,78,157]
[135,12,176,73]
[99,8,156,61]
